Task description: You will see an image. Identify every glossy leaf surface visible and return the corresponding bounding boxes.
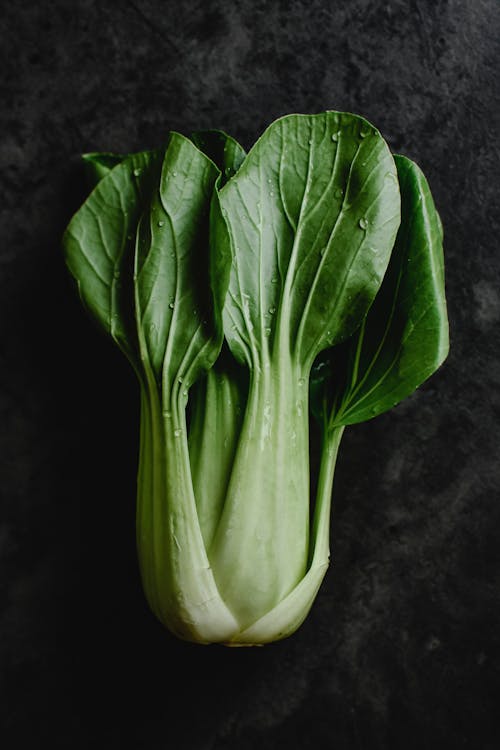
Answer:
[219,111,401,370]
[133,133,223,388]
[63,150,161,366]
[311,155,449,427]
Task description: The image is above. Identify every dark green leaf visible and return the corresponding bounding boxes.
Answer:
[312,155,449,427]
[219,112,401,370]
[134,133,222,388]
[63,150,162,366]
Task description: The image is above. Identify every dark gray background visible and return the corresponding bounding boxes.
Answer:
[1,1,499,748]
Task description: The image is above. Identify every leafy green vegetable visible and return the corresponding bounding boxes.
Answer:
[63,112,448,645]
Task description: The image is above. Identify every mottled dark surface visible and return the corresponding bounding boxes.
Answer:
[1,0,499,748]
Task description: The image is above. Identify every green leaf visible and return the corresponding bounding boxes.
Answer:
[312,155,449,427]
[63,150,162,367]
[208,112,400,628]
[219,111,401,370]
[133,133,222,388]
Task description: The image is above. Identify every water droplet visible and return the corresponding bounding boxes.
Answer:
[271,276,278,284]
[269,191,274,197]
[174,428,182,437]
[133,167,142,177]
[264,327,271,336]
[308,138,313,145]
[163,410,171,419]
[169,301,174,309]
[359,217,368,230]
[178,376,183,384]
[172,171,177,177]
[298,378,305,387]
[360,128,370,138]
[267,178,272,184]
[157,220,164,227]
[268,306,276,315]
[331,132,340,142]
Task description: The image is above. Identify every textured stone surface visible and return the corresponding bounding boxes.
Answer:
[1,1,499,748]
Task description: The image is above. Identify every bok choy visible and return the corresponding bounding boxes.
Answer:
[63,112,448,645]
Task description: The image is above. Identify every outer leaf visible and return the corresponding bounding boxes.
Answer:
[131,133,241,642]
[219,111,401,370]
[63,150,162,366]
[133,133,221,388]
[312,155,449,427]
[209,112,400,628]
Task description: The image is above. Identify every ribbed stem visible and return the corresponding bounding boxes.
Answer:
[188,368,245,550]
[209,352,310,628]
[310,425,345,568]
[135,376,239,643]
